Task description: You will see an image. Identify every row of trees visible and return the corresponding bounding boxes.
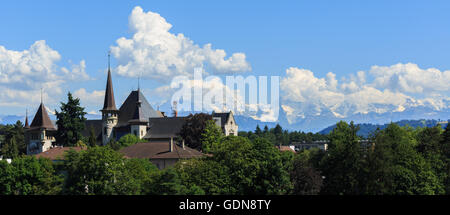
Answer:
[239,124,328,146]
[1,117,448,195]
[294,122,450,195]
[0,121,26,158]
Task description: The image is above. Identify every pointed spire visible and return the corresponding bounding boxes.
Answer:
[138,76,140,91]
[24,109,30,129]
[102,51,118,111]
[30,103,55,130]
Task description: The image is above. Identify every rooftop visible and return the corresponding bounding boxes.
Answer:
[119,141,204,159]
[34,146,86,160]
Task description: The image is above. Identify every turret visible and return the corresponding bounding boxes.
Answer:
[101,52,119,145]
[26,102,56,155]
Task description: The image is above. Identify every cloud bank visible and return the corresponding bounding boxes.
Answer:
[0,40,90,108]
[281,63,450,123]
[110,6,251,82]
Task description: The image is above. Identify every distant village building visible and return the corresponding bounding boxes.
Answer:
[24,56,238,168]
[276,145,296,153]
[292,141,328,152]
[120,142,205,169]
[212,111,238,136]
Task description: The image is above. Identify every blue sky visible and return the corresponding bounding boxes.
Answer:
[0,0,449,124]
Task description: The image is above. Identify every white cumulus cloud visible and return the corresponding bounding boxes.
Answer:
[110,6,251,82]
[0,40,91,110]
[280,63,450,123]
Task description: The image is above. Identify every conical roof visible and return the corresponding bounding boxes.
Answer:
[30,103,56,130]
[102,69,118,111]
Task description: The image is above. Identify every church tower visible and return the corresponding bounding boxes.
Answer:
[101,53,119,145]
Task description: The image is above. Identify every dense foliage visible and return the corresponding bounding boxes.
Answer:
[0,116,449,195]
[55,92,87,147]
[0,156,62,195]
[239,124,328,146]
[0,121,26,158]
[179,113,213,151]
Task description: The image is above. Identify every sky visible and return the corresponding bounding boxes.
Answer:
[0,0,449,124]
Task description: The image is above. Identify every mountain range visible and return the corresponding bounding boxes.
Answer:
[1,104,448,134]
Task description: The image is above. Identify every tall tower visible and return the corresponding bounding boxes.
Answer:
[101,52,119,145]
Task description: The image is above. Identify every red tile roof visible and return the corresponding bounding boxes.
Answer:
[276,145,296,153]
[34,146,86,160]
[119,141,205,160]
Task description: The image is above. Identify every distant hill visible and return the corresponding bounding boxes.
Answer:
[0,114,101,125]
[319,119,448,137]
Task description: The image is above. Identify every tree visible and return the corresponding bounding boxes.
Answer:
[415,126,446,194]
[148,167,205,195]
[263,125,269,134]
[179,113,213,151]
[87,125,97,147]
[273,124,283,146]
[201,120,224,153]
[63,146,134,195]
[320,121,364,195]
[55,92,87,147]
[365,123,443,195]
[0,156,62,195]
[0,121,25,158]
[117,134,141,149]
[1,136,18,159]
[120,158,159,195]
[255,125,262,136]
[205,136,292,194]
[107,138,121,151]
[249,137,293,194]
[291,150,323,195]
[440,125,450,194]
[175,159,232,195]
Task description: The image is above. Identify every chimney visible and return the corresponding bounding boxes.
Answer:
[172,101,178,117]
[169,137,173,152]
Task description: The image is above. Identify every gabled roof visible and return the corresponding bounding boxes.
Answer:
[102,69,118,111]
[119,141,204,160]
[212,111,232,128]
[30,103,56,130]
[118,90,162,126]
[143,117,187,139]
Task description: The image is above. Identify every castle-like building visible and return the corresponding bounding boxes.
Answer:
[25,60,238,156]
